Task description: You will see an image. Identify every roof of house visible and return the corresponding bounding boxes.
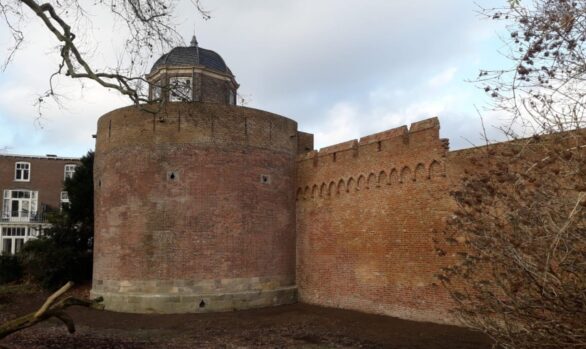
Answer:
[0,153,80,161]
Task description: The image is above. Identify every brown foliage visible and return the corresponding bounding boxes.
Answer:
[447,2,586,346]
[478,0,586,137]
[436,131,586,348]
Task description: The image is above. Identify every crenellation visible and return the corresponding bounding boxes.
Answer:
[409,116,440,133]
[318,139,358,157]
[358,124,409,146]
[296,117,442,173]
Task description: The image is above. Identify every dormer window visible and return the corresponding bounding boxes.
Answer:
[169,77,192,102]
[14,162,30,182]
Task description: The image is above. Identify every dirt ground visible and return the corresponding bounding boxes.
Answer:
[0,285,492,348]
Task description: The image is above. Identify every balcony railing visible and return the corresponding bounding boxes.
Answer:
[0,211,49,223]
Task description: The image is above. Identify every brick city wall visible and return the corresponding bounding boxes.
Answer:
[93,103,299,305]
[91,100,490,317]
[0,155,79,210]
[295,117,466,323]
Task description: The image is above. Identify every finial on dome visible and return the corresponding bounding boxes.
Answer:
[190,34,198,47]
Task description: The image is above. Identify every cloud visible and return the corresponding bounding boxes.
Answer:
[427,68,458,88]
[0,0,507,156]
[0,14,130,156]
[312,90,461,150]
[313,102,361,149]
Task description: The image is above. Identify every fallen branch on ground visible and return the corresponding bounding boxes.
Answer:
[0,281,104,340]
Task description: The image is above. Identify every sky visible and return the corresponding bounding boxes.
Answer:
[0,0,511,157]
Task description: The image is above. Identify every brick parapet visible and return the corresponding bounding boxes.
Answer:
[296,117,446,193]
[295,117,458,324]
[96,102,298,155]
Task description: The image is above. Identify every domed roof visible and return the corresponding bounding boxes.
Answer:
[149,37,233,75]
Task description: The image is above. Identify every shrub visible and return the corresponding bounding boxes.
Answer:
[19,235,91,290]
[19,151,94,290]
[0,255,22,284]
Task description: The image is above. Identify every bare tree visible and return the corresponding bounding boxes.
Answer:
[477,0,586,136]
[0,0,209,105]
[436,131,585,348]
[436,1,586,348]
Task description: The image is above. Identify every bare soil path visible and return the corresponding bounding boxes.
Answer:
[0,285,492,348]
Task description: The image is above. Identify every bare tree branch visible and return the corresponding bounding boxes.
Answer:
[0,282,104,340]
[436,2,586,348]
[0,0,211,108]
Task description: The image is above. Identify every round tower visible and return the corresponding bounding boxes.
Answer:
[90,38,298,313]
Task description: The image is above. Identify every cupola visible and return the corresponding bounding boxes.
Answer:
[146,35,239,105]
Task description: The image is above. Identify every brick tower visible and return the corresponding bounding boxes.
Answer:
[90,36,301,313]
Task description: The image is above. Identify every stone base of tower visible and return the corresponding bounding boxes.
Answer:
[90,277,297,314]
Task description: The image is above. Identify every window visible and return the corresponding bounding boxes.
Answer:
[2,190,38,222]
[150,79,162,101]
[1,227,28,255]
[14,162,30,181]
[60,191,70,209]
[229,90,236,105]
[152,84,162,101]
[169,77,192,102]
[64,164,77,179]
[2,227,26,236]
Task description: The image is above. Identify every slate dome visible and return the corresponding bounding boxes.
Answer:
[150,46,232,75]
[149,36,232,75]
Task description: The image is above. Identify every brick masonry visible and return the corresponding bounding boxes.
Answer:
[92,102,299,312]
[92,101,481,322]
[0,155,80,211]
[295,117,471,324]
